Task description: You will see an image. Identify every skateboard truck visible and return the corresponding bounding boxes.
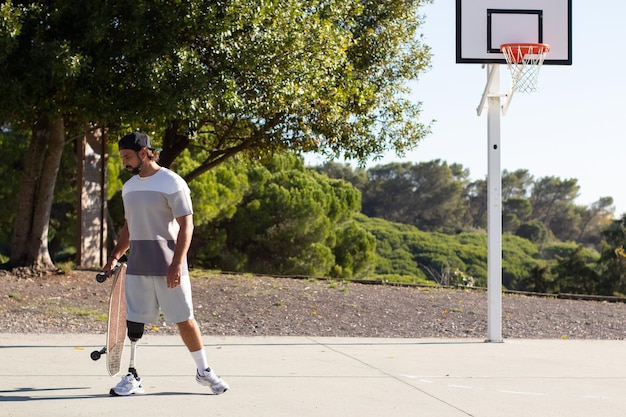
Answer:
[91,346,107,361]
[96,271,109,283]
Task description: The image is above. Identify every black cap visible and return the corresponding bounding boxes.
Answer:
[118,132,153,151]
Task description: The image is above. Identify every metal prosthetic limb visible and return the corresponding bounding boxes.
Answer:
[128,339,139,378]
[126,320,144,379]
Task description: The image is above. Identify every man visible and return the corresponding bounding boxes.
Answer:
[103,131,229,396]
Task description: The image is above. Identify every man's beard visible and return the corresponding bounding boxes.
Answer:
[126,160,143,175]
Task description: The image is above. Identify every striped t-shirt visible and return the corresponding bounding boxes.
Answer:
[122,167,193,276]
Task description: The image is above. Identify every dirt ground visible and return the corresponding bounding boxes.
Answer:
[1,268,626,339]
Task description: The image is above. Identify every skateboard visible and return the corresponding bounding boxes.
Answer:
[90,264,127,376]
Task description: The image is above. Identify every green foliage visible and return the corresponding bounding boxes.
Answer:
[515,220,551,245]
[312,162,369,190]
[164,153,251,266]
[332,221,377,278]
[537,241,580,260]
[105,0,435,179]
[595,215,626,296]
[354,214,544,288]
[552,246,602,294]
[529,176,581,241]
[358,160,469,233]
[188,153,375,278]
[0,128,26,252]
[48,138,82,260]
[2,0,618,292]
[1,0,434,269]
[107,150,125,201]
[501,234,541,289]
[321,162,615,256]
[0,127,77,260]
[177,152,250,226]
[503,197,532,233]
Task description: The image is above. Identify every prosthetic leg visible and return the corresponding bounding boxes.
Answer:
[108,321,146,396]
[126,320,144,378]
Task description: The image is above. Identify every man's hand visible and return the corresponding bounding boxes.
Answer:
[167,263,183,288]
[103,257,118,274]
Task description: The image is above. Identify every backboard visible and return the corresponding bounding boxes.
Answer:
[456,0,572,65]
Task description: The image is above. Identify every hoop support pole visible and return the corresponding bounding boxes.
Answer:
[501,86,515,116]
[484,64,503,343]
[476,64,499,116]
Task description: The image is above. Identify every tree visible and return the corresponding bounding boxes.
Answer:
[552,246,601,295]
[502,197,532,233]
[501,169,533,200]
[213,154,373,277]
[576,197,614,247]
[529,176,580,241]
[465,178,488,230]
[515,220,551,245]
[152,0,433,180]
[332,221,376,278]
[0,0,175,269]
[0,128,27,260]
[361,160,468,233]
[313,162,369,190]
[595,215,626,296]
[0,0,433,270]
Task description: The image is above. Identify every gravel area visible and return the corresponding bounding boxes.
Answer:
[2,269,626,339]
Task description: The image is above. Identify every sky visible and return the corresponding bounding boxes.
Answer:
[308,0,626,216]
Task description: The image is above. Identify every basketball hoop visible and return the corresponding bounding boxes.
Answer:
[500,43,550,93]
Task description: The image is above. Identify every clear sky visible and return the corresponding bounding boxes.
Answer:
[311,0,626,216]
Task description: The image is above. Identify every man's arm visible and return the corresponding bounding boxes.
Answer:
[103,221,130,273]
[167,214,194,288]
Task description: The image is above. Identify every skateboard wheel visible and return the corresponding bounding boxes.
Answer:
[91,350,102,361]
[96,273,108,283]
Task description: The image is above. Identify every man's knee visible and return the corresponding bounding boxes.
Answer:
[127,321,144,341]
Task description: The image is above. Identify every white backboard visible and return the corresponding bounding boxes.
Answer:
[456,0,572,65]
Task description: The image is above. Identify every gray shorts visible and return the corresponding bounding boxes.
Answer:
[125,274,194,324]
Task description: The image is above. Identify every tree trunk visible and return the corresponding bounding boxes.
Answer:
[158,120,189,169]
[9,116,66,271]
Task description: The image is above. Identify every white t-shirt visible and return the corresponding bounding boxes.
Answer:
[122,167,193,276]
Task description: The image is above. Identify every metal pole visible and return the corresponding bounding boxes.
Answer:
[486,64,503,342]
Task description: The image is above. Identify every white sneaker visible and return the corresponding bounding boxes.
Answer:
[196,368,229,394]
[110,373,145,396]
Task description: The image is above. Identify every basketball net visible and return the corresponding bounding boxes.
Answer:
[500,43,550,93]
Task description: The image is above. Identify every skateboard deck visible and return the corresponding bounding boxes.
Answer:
[106,264,127,376]
[90,265,128,375]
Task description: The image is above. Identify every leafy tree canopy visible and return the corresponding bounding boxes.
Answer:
[0,0,433,269]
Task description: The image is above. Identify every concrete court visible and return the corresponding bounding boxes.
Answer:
[1,333,626,417]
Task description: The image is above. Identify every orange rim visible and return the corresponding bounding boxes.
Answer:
[500,43,550,64]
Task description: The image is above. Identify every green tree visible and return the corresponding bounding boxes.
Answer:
[1,0,433,271]
[515,219,551,245]
[361,160,468,233]
[355,214,541,288]
[552,246,601,295]
[596,215,626,296]
[502,197,532,233]
[313,162,369,190]
[516,264,553,294]
[139,0,434,179]
[0,1,160,269]
[529,176,580,241]
[331,221,376,278]
[575,197,614,247]
[502,169,533,200]
[206,154,374,277]
[0,128,27,259]
[465,178,488,230]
